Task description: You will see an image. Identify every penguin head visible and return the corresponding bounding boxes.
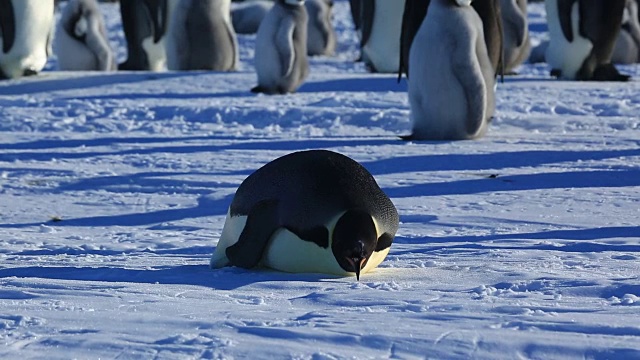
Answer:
[331,209,377,281]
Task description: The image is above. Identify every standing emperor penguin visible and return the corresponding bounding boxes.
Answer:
[251,0,308,94]
[612,0,640,64]
[305,0,336,56]
[55,0,116,71]
[399,0,503,79]
[545,0,629,81]
[360,0,406,73]
[210,150,399,280]
[402,0,495,140]
[231,0,274,34]
[0,0,54,79]
[500,0,530,73]
[119,0,169,71]
[166,0,238,71]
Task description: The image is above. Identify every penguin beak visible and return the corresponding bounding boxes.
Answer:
[346,256,366,281]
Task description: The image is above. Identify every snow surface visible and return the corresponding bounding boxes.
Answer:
[1,1,640,359]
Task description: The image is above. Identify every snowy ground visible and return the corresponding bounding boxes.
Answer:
[1,1,639,359]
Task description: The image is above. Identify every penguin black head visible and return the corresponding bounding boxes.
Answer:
[331,209,377,281]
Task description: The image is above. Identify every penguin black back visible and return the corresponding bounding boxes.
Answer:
[0,0,16,54]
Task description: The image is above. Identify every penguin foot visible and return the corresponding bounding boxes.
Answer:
[251,85,266,94]
[251,85,292,95]
[592,64,631,82]
[398,134,415,141]
[23,68,38,77]
[550,68,562,78]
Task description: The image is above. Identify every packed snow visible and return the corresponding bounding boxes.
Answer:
[1,1,639,359]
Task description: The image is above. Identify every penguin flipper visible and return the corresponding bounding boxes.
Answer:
[0,0,16,53]
[375,233,394,252]
[275,17,296,77]
[557,0,576,42]
[504,2,527,48]
[360,0,374,49]
[143,0,168,43]
[226,200,280,269]
[454,33,489,137]
[85,15,116,71]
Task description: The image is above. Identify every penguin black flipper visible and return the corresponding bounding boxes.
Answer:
[0,0,16,54]
[398,0,430,81]
[144,0,168,43]
[349,0,361,31]
[226,199,280,269]
[557,0,577,42]
[375,233,394,252]
[360,0,374,49]
[471,0,504,80]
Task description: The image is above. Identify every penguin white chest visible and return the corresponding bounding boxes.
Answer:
[545,0,593,79]
[254,10,288,85]
[362,0,405,73]
[0,0,54,78]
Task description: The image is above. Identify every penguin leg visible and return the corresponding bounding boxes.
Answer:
[226,199,280,269]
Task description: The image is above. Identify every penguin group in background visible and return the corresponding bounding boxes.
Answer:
[403,0,495,140]
[500,0,530,73]
[55,0,116,71]
[359,0,406,73]
[119,0,169,71]
[0,0,55,79]
[612,0,640,64]
[210,150,399,280]
[545,0,629,81]
[305,0,336,56]
[399,0,504,79]
[231,0,274,34]
[166,0,238,71]
[252,0,308,94]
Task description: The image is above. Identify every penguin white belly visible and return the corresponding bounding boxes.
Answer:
[210,210,247,268]
[362,0,405,73]
[262,212,389,276]
[0,0,54,78]
[254,12,285,87]
[142,36,167,71]
[545,0,593,79]
[262,229,390,276]
[262,228,346,275]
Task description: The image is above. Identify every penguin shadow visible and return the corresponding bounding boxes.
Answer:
[0,72,193,96]
[0,263,351,290]
[298,76,408,93]
[1,136,402,163]
[391,225,640,256]
[0,193,234,229]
